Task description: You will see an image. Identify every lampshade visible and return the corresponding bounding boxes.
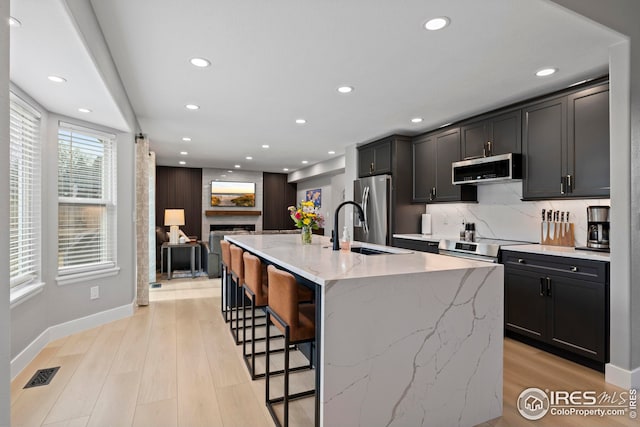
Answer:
[164,209,185,226]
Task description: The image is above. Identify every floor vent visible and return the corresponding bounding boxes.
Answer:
[24,367,60,389]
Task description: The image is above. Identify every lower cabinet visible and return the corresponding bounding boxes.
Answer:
[503,250,609,366]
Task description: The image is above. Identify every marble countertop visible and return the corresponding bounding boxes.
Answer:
[225,234,499,285]
[502,244,610,262]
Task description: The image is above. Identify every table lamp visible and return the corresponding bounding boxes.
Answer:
[164,209,185,244]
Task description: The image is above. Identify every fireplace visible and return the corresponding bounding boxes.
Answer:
[210,224,256,232]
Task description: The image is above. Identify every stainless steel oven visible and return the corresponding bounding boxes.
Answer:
[438,238,534,263]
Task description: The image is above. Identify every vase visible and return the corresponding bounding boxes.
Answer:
[301,226,313,244]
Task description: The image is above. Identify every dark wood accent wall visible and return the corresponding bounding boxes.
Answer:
[262,172,297,230]
[156,166,203,237]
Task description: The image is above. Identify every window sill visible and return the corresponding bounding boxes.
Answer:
[10,281,45,309]
[56,266,121,286]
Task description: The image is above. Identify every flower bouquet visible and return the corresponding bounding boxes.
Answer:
[288,201,324,244]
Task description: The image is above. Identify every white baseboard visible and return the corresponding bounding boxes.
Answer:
[10,302,135,380]
[605,363,640,389]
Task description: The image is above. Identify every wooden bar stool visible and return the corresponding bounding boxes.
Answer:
[265,265,316,427]
[220,239,232,323]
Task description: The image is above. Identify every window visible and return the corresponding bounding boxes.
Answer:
[57,122,117,274]
[9,93,41,288]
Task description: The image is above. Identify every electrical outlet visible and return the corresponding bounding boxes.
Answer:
[90,286,99,300]
[443,216,448,225]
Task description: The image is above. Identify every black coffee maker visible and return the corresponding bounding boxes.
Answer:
[587,206,610,250]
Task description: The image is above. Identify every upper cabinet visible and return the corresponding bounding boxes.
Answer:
[262,172,297,230]
[461,110,522,159]
[357,135,425,234]
[412,128,477,203]
[358,138,392,177]
[523,83,609,200]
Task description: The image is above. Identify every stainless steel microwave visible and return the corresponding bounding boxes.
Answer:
[452,153,522,185]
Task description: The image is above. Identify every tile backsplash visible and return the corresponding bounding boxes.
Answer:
[425,181,609,247]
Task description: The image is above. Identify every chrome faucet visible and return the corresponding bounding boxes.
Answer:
[333,201,365,251]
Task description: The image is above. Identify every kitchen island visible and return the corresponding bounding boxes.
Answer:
[226,234,504,427]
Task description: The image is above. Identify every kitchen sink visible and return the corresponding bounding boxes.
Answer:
[350,246,394,255]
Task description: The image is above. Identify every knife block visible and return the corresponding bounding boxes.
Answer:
[541,222,575,247]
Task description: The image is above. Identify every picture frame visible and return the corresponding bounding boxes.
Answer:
[211,181,256,207]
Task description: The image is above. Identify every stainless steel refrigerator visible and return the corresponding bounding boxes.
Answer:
[354,175,392,245]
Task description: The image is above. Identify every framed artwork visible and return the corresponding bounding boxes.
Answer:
[211,181,256,207]
[306,188,322,208]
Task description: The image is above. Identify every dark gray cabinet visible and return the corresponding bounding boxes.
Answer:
[523,83,609,200]
[461,110,521,159]
[502,250,609,366]
[567,84,610,197]
[358,136,424,235]
[358,139,391,177]
[412,128,476,203]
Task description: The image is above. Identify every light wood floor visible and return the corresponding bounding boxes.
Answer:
[10,277,636,427]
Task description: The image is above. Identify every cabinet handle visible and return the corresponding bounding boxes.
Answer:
[429,188,434,201]
[560,176,565,194]
[486,141,492,157]
[546,277,552,296]
[370,162,374,174]
[433,187,437,198]
[567,174,573,193]
[570,266,578,272]
[518,258,525,264]
[539,278,545,296]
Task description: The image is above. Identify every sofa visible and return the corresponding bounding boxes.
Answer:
[208,229,300,278]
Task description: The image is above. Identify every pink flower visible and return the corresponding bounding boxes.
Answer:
[295,212,302,220]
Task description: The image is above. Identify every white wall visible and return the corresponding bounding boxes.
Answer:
[426,182,609,246]
[0,0,10,423]
[201,168,264,239]
[296,173,345,236]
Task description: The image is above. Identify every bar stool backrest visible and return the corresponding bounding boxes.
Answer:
[243,252,268,306]
[230,244,244,286]
[267,265,300,332]
[220,239,231,267]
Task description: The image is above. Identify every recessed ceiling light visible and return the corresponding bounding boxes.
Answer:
[328,150,336,155]
[221,174,226,177]
[180,151,188,155]
[337,86,353,94]
[246,156,253,160]
[48,75,66,83]
[182,137,191,142]
[227,170,233,173]
[535,67,557,77]
[235,164,241,168]
[301,160,308,164]
[189,57,211,68]
[295,119,307,124]
[283,168,289,172]
[411,117,423,123]
[78,108,92,113]
[262,144,270,149]
[179,161,186,165]
[8,17,21,27]
[424,17,450,31]
[185,104,200,110]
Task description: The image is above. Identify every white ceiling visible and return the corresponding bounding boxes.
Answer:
[10,0,624,173]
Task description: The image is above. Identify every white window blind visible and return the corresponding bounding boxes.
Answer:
[58,122,117,273]
[9,92,41,288]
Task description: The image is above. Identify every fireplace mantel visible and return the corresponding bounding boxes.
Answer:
[205,210,262,217]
